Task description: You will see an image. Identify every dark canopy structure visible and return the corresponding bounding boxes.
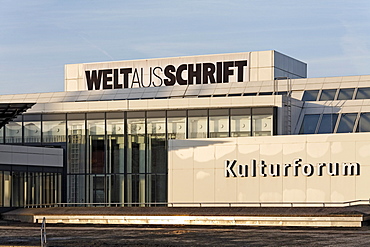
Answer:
[0,103,35,128]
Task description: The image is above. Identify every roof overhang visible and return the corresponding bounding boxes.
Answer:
[0,103,35,128]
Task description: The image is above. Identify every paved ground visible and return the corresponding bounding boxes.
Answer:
[1,220,370,246]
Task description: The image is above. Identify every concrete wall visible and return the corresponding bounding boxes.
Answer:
[168,133,370,205]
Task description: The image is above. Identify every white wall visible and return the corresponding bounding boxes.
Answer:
[65,51,307,92]
[168,133,370,205]
[0,145,63,167]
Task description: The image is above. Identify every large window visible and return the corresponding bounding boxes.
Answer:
[167,111,186,139]
[5,115,22,144]
[3,107,275,207]
[299,114,320,134]
[252,108,273,136]
[355,87,370,99]
[0,167,62,208]
[188,110,208,138]
[67,113,86,204]
[147,111,167,204]
[337,113,357,133]
[231,108,251,137]
[209,109,229,138]
[302,90,319,101]
[23,115,41,144]
[42,114,66,143]
[106,112,125,204]
[0,127,3,144]
[319,89,337,101]
[356,112,370,132]
[127,111,146,205]
[317,114,338,134]
[337,88,354,100]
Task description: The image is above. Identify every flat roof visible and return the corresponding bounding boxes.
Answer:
[0,103,35,128]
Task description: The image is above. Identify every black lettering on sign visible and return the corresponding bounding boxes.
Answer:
[101,69,113,89]
[176,64,187,85]
[86,70,103,90]
[188,63,201,84]
[202,63,216,84]
[120,68,132,88]
[235,60,248,82]
[164,65,176,86]
[152,67,163,87]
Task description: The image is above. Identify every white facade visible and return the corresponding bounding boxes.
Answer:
[168,133,367,205]
[64,50,307,91]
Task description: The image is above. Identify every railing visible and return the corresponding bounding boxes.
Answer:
[24,199,370,208]
[40,217,47,247]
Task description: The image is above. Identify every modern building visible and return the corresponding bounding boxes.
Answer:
[0,50,369,208]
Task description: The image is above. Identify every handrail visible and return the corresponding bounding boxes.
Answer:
[24,199,370,208]
[40,217,47,247]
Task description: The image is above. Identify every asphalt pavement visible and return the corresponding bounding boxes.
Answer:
[1,220,370,246]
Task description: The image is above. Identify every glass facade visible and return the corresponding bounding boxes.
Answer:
[355,87,370,100]
[337,113,358,133]
[319,89,337,101]
[357,113,370,132]
[0,107,275,207]
[337,88,354,100]
[299,112,370,134]
[317,114,338,134]
[302,90,319,101]
[299,114,320,134]
[0,165,62,207]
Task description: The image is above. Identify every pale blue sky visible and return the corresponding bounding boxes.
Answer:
[1,0,369,94]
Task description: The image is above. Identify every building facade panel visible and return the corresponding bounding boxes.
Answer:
[169,133,367,205]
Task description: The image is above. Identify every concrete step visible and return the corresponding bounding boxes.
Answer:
[3,206,370,227]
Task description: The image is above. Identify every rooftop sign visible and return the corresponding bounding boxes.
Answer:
[64,51,307,92]
[85,60,248,90]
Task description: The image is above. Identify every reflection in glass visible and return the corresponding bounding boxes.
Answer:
[67,118,86,204]
[336,113,357,133]
[43,121,66,143]
[317,114,338,134]
[11,171,25,207]
[3,171,11,207]
[302,90,319,101]
[231,108,251,137]
[337,88,354,100]
[0,172,2,206]
[107,114,125,204]
[188,110,208,138]
[319,89,337,101]
[0,127,3,143]
[127,112,146,205]
[252,108,273,136]
[147,112,167,204]
[110,174,125,204]
[24,115,41,144]
[88,119,105,174]
[299,114,320,134]
[209,109,229,138]
[5,116,22,143]
[167,111,186,139]
[357,112,370,132]
[107,116,124,173]
[355,87,370,99]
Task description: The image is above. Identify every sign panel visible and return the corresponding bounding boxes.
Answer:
[168,134,370,205]
[85,60,248,90]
